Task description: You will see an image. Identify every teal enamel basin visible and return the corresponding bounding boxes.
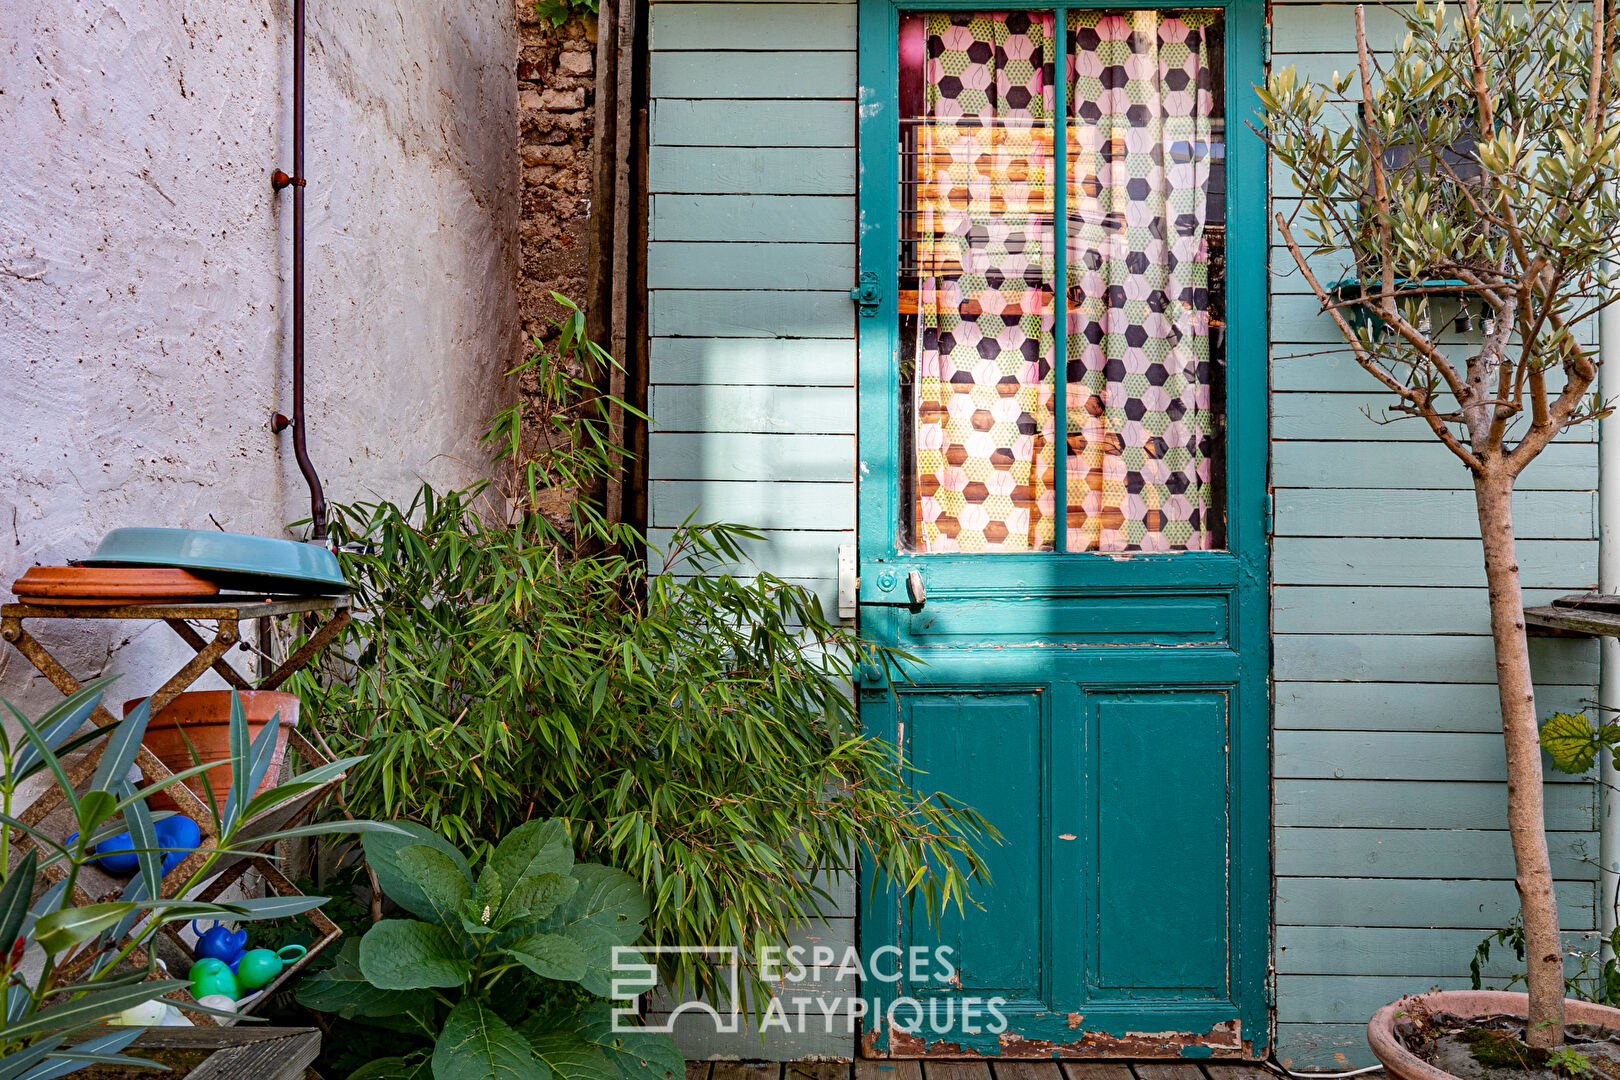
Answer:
[82,528,349,595]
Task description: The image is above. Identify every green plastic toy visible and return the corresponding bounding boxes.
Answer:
[235,944,307,991]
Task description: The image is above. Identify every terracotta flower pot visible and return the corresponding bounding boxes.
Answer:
[12,566,218,605]
[127,691,299,815]
[1368,990,1620,1080]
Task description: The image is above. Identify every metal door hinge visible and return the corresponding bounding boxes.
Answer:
[1261,23,1272,65]
[850,271,881,316]
[1264,491,1274,537]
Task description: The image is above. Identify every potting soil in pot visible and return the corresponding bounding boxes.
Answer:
[1405,1011,1620,1080]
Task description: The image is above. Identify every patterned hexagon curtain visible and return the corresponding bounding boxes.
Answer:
[1065,11,1220,552]
[903,10,1221,554]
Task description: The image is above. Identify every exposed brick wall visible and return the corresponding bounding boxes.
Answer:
[516,2,596,342]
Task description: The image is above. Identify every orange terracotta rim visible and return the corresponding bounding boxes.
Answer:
[1368,990,1620,1080]
[12,566,219,603]
[125,690,300,728]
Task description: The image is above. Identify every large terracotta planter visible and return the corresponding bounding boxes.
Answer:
[1369,990,1620,1080]
[127,691,299,815]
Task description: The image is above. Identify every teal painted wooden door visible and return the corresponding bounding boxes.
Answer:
[855,0,1269,1058]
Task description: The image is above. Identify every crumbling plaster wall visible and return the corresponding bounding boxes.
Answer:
[0,0,519,711]
[516,3,596,340]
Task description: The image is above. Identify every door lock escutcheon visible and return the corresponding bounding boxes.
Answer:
[850,271,881,316]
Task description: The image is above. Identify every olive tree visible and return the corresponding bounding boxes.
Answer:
[1260,0,1620,1046]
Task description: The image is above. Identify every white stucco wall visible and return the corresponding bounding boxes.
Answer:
[0,0,518,711]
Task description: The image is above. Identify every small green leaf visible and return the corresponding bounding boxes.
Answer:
[364,822,473,924]
[296,939,435,1018]
[490,819,573,892]
[358,920,470,990]
[1542,711,1600,774]
[33,902,135,955]
[500,873,579,928]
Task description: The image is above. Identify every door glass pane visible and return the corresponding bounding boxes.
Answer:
[899,11,1058,554]
[1065,11,1226,551]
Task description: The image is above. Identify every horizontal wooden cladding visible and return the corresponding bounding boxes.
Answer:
[907,593,1228,643]
[1278,778,1595,831]
[664,572,840,621]
[1276,877,1595,931]
[650,3,856,51]
[1276,730,1588,783]
[1277,827,1597,880]
[651,148,855,197]
[1274,441,1594,490]
[1277,972,1581,1026]
[1278,926,1600,977]
[1274,1023,1375,1071]
[649,337,854,385]
[653,100,855,147]
[1271,3,1410,46]
[1273,392,1595,443]
[651,195,854,242]
[1272,293,1600,347]
[647,527,850,578]
[651,52,856,99]
[650,290,852,338]
[1275,490,1595,539]
[1277,680,1596,733]
[649,433,854,481]
[1273,347,1584,393]
[1277,586,1583,634]
[650,385,854,433]
[649,243,854,291]
[1274,633,1596,683]
[1274,537,1595,587]
[650,480,853,530]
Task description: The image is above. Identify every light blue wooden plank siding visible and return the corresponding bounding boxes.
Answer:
[1269,7,1600,1069]
[647,3,859,1058]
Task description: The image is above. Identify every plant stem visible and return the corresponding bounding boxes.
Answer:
[1477,471,1566,1047]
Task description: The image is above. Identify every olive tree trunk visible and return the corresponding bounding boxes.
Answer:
[1475,471,1565,1046]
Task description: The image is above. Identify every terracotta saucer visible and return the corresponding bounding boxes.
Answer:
[11,566,220,605]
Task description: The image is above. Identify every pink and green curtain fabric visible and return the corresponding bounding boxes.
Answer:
[906,10,1220,553]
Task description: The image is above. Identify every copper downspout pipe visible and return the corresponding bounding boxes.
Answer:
[271,0,328,544]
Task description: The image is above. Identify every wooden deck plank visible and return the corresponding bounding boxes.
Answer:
[686,1065,713,1080]
[856,1062,922,1080]
[1131,1066,1207,1080]
[993,1063,1062,1080]
[1202,1065,1279,1080]
[712,1064,782,1080]
[1060,1064,1134,1080]
[790,1065,852,1080]
[925,1063,994,1080]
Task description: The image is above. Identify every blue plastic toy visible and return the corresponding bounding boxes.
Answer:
[155,816,201,875]
[192,921,247,969]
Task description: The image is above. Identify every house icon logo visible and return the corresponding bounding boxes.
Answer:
[611,946,742,1034]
